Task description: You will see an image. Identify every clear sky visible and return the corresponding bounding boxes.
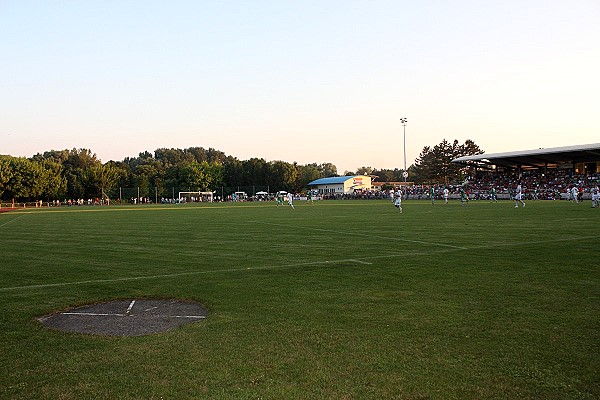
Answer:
[1,0,598,173]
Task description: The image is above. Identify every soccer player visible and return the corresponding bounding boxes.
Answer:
[515,183,526,208]
[306,190,313,204]
[571,186,579,203]
[394,188,403,213]
[592,186,599,208]
[490,187,498,202]
[443,187,449,204]
[287,192,295,209]
[429,186,435,205]
[276,192,284,207]
[459,186,467,206]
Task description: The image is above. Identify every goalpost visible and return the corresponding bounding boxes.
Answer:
[101,189,110,205]
[178,191,213,203]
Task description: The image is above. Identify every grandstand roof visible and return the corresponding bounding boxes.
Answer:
[452,143,600,169]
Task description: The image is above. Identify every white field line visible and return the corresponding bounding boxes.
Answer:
[1,235,596,293]
[253,221,468,250]
[465,235,599,250]
[356,235,599,262]
[0,203,295,216]
[0,259,380,292]
[347,259,373,265]
[0,213,27,228]
[552,218,594,222]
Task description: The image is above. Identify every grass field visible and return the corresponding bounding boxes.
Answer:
[1,199,598,399]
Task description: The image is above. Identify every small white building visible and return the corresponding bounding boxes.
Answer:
[308,175,373,194]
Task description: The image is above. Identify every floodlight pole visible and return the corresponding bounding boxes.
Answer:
[400,118,408,181]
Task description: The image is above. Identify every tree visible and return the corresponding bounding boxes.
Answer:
[320,163,338,177]
[223,156,243,188]
[0,156,14,200]
[205,161,225,189]
[184,147,226,164]
[179,161,224,191]
[59,149,103,198]
[1,145,346,200]
[296,164,324,189]
[355,166,374,175]
[0,156,64,200]
[371,168,406,182]
[241,158,268,186]
[413,139,484,184]
[81,163,121,197]
[268,161,298,192]
[39,159,67,199]
[134,163,160,197]
[155,148,194,166]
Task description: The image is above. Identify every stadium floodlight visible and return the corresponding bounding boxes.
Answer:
[400,118,408,181]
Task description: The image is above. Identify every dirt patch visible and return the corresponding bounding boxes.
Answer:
[38,299,208,336]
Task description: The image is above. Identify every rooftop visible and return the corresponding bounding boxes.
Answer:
[452,143,600,168]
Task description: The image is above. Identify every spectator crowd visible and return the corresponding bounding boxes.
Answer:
[336,169,600,202]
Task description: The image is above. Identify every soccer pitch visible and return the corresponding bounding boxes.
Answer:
[1,200,598,399]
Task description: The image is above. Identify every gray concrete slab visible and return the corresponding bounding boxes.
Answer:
[38,299,208,336]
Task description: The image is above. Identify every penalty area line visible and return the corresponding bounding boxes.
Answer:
[4,235,594,293]
[253,221,468,250]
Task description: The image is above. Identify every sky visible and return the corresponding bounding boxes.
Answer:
[1,0,599,173]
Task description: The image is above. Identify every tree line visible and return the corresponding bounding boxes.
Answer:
[0,140,482,201]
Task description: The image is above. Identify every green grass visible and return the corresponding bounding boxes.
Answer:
[1,200,598,399]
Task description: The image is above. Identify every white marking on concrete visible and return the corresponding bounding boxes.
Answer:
[62,312,126,317]
[59,312,205,319]
[126,300,136,314]
[144,306,158,312]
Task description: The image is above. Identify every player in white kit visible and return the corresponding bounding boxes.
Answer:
[591,186,599,208]
[514,183,525,208]
[571,186,579,203]
[394,188,403,213]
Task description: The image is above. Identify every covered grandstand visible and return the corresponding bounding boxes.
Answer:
[451,143,600,201]
[452,143,600,172]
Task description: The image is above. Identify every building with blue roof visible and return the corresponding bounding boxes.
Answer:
[307,175,373,195]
